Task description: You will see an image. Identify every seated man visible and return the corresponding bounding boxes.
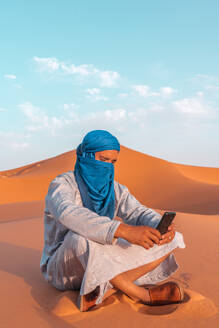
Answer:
[40,130,185,311]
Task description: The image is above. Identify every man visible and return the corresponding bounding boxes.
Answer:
[40,130,185,311]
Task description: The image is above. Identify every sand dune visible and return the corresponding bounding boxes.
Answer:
[0,201,44,223]
[0,146,219,327]
[1,146,219,214]
[174,163,219,184]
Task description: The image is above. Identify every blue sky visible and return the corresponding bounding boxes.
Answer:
[1,0,219,170]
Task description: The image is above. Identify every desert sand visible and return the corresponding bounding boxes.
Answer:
[0,146,218,327]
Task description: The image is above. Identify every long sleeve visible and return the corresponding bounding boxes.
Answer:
[114,182,162,228]
[46,174,121,245]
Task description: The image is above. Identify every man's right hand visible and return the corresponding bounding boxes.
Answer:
[114,223,161,249]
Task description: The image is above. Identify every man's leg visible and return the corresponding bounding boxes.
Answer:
[78,252,173,311]
[110,251,173,303]
[79,250,184,311]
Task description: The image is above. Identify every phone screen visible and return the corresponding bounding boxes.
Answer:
[156,212,176,234]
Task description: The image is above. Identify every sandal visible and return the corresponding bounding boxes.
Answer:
[144,281,184,306]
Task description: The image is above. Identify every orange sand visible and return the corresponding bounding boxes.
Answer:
[0,146,218,327]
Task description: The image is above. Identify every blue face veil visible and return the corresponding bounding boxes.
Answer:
[74,130,120,219]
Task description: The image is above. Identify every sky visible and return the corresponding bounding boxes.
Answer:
[1,0,219,170]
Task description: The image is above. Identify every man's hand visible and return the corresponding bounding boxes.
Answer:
[114,216,123,223]
[158,223,176,245]
[114,224,162,250]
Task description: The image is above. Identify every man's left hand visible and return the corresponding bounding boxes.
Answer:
[158,223,175,245]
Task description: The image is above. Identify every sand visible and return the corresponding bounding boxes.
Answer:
[0,146,218,327]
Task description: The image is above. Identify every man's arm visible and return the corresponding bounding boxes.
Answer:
[46,176,121,245]
[114,183,175,248]
[115,182,162,228]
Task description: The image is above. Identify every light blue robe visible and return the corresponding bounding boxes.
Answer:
[40,171,185,304]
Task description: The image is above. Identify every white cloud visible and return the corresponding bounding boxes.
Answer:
[173,97,208,115]
[61,63,96,76]
[72,108,129,134]
[63,103,80,121]
[0,132,30,150]
[11,142,29,149]
[33,57,60,72]
[159,87,176,97]
[33,56,120,87]
[133,85,158,97]
[80,107,149,130]
[148,103,164,112]
[86,88,108,101]
[87,88,101,95]
[73,105,159,135]
[19,102,49,129]
[127,108,148,128]
[99,71,120,87]
[133,85,176,98]
[0,107,6,112]
[105,108,126,121]
[19,102,74,135]
[89,95,108,102]
[63,103,79,111]
[4,74,16,80]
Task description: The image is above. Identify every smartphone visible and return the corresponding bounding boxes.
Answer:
[156,211,176,234]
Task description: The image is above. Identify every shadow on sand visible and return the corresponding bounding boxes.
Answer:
[0,242,78,327]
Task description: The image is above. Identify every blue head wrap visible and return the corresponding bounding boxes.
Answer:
[74,130,120,219]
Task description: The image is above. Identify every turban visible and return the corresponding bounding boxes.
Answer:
[74,130,120,219]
